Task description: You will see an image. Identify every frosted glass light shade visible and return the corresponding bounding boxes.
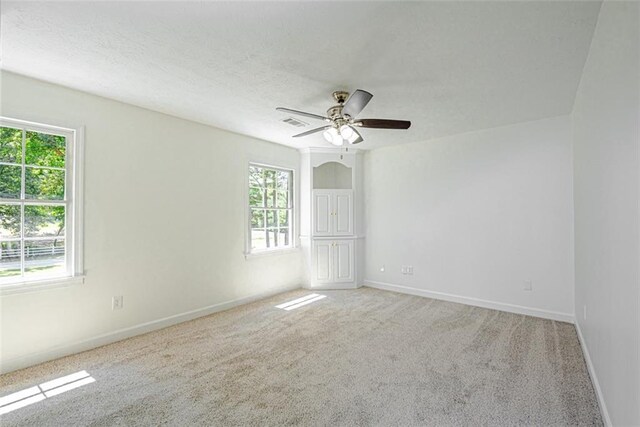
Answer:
[323,127,343,146]
[340,125,354,140]
[323,127,338,143]
[331,133,344,146]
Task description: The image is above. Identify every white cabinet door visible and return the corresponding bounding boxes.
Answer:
[333,240,354,282]
[313,241,333,283]
[334,192,353,235]
[312,190,353,237]
[313,193,332,236]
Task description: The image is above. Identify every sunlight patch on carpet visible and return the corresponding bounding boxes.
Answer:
[275,293,327,311]
[0,370,95,415]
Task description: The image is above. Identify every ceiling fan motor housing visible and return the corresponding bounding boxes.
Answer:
[327,105,344,120]
[332,90,349,104]
[328,91,350,120]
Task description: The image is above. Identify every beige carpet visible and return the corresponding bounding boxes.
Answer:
[0,288,602,426]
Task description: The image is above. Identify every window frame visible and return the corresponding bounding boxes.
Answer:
[246,162,296,257]
[0,117,84,294]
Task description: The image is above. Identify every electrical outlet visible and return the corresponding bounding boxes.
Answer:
[112,296,124,310]
[406,266,413,275]
[583,305,587,321]
[524,280,532,291]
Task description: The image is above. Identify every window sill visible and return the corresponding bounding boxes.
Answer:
[244,247,300,260]
[0,275,85,296]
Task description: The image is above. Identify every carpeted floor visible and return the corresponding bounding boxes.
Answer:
[0,288,602,426]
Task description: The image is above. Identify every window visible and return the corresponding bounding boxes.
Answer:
[248,164,293,253]
[0,117,83,291]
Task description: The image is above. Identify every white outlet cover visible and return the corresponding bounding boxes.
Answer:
[112,296,124,310]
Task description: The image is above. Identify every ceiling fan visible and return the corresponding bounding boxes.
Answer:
[276,89,411,146]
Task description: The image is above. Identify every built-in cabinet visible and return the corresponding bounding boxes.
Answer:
[300,149,364,289]
[313,239,354,283]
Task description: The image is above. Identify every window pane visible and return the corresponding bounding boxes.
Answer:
[251,209,264,228]
[249,166,264,188]
[266,229,278,248]
[249,187,264,208]
[0,241,21,278]
[0,127,22,164]
[251,229,266,250]
[266,210,277,228]
[276,191,289,208]
[0,164,22,198]
[265,188,277,208]
[265,169,276,189]
[25,205,65,238]
[24,239,65,278]
[277,170,291,191]
[0,204,21,238]
[278,228,290,246]
[278,210,289,227]
[264,228,290,248]
[25,131,66,168]
[25,167,65,200]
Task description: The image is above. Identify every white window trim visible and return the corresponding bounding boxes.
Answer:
[0,117,85,294]
[245,161,299,259]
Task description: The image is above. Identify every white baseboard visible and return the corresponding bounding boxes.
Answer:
[575,321,612,427]
[1,283,301,374]
[364,280,574,323]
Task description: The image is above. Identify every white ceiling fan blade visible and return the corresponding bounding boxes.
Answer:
[292,125,332,138]
[342,89,373,118]
[276,107,330,122]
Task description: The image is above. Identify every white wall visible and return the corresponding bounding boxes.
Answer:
[572,1,640,425]
[0,71,304,372]
[364,116,575,320]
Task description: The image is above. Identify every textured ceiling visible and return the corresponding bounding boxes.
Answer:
[1,1,601,150]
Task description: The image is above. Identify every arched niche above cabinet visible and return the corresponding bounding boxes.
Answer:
[313,161,352,189]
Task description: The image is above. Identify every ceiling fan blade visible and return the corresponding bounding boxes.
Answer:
[292,125,332,138]
[342,89,373,118]
[357,119,411,129]
[349,127,364,144]
[276,107,329,122]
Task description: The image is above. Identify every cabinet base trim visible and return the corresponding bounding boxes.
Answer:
[305,283,361,290]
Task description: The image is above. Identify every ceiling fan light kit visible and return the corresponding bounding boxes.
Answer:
[277,89,411,146]
[321,124,360,146]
